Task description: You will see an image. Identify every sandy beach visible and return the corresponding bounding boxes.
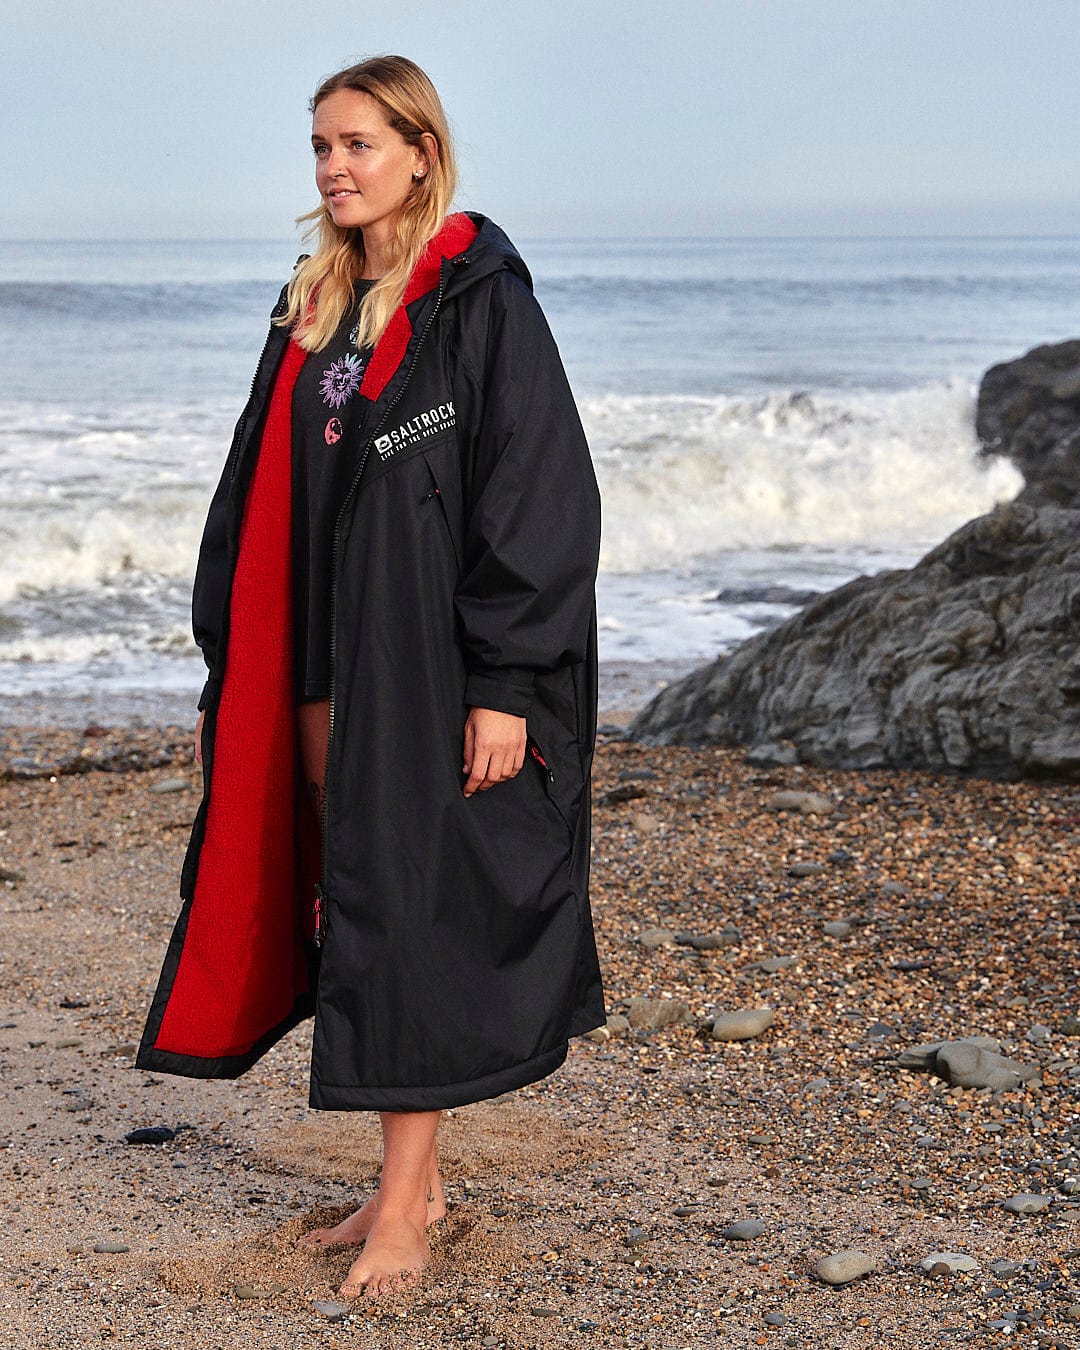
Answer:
[1,721,1077,1348]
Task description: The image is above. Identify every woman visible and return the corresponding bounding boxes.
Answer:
[136,55,605,1298]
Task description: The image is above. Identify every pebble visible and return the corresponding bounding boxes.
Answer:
[625,997,690,1030]
[631,811,662,834]
[92,1241,130,1254]
[637,926,676,949]
[989,1260,1022,1278]
[710,1007,775,1041]
[815,1249,875,1285]
[1003,1192,1051,1214]
[720,1218,765,1241]
[677,927,742,949]
[233,1282,284,1300]
[1026,1023,1052,1044]
[148,777,189,794]
[823,920,853,938]
[1061,1015,1080,1036]
[764,1310,788,1326]
[1064,1304,1080,1322]
[919,1251,980,1275]
[624,1226,649,1248]
[756,956,797,973]
[765,790,834,815]
[313,1301,350,1321]
[124,1126,176,1145]
[788,862,825,878]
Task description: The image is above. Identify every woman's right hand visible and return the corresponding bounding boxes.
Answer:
[194,709,205,765]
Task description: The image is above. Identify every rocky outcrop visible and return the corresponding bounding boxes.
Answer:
[629,503,1080,780]
[977,340,1080,508]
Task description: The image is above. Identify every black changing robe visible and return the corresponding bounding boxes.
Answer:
[136,212,607,1109]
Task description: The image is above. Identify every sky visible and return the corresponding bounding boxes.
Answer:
[4,0,1080,239]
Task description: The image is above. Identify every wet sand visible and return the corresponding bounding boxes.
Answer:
[0,724,1077,1348]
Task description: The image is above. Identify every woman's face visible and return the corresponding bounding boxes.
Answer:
[312,89,428,245]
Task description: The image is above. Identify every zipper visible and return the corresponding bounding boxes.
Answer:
[529,739,555,783]
[227,292,289,489]
[314,264,452,947]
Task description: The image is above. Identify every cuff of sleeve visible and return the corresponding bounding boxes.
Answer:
[464,667,535,718]
[197,678,221,712]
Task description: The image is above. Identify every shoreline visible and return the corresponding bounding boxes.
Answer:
[1,728,1078,1347]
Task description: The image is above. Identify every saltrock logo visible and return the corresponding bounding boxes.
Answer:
[374,402,456,460]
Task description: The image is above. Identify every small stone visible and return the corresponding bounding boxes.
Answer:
[233,1282,283,1300]
[1063,1304,1080,1323]
[746,742,799,767]
[529,1307,559,1318]
[935,1040,1039,1092]
[788,862,825,878]
[1026,1024,1052,1045]
[710,1008,775,1041]
[313,1301,350,1321]
[823,920,853,938]
[631,811,662,834]
[584,1025,611,1043]
[148,777,189,794]
[919,1252,980,1275]
[624,1226,649,1248]
[721,1219,765,1241]
[92,1241,130,1254]
[747,1133,776,1146]
[54,1038,82,1049]
[866,1021,895,1039]
[764,1311,788,1326]
[124,1126,176,1145]
[756,956,797,973]
[678,927,743,950]
[882,881,908,896]
[597,783,648,805]
[765,791,833,815]
[1061,1016,1080,1036]
[1003,1193,1051,1215]
[815,1249,875,1285]
[606,1013,630,1033]
[625,997,690,1030]
[637,927,676,950]
[989,1260,1022,1278]
[673,1205,699,1217]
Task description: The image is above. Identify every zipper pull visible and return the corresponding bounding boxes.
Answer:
[313,883,326,948]
[530,742,555,783]
[421,486,441,502]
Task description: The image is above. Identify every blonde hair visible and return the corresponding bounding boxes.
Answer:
[279,56,457,352]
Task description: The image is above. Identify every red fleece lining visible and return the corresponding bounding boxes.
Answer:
[360,213,478,402]
[156,340,309,1058]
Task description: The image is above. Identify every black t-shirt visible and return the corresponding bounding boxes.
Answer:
[291,278,375,701]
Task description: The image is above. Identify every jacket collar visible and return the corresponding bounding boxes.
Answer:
[359,212,479,402]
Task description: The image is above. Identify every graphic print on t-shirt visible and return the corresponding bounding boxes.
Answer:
[319,352,365,409]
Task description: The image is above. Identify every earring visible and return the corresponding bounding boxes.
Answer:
[412,171,425,182]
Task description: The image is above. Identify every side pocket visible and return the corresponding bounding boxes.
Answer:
[526,734,574,841]
[421,453,463,568]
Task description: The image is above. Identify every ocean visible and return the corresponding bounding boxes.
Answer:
[2,233,1077,725]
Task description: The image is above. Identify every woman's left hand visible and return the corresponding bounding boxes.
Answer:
[462,707,527,797]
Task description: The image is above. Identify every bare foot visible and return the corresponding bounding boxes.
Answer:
[297,1176,447,1249]
[339,1212,429,1298]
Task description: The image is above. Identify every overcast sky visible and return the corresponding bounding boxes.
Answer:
[5,0,1079,239]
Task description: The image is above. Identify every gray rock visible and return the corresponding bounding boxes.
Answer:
[1061,1015,1080,1036]
[976,340,1080,508]
[148,777,189,794]
[815,1249,876,1285]
[1026,1023,1052,1044]
[919,1251,980,1274]
[628,501,1080,782]
[637,927,676,949]
[625,997,691,1030]
[936,1041,1039,1092]
[746,742,799,767]
[897,1035,1001,1071]
[721,1218,765,1241]
[1003,1192,1051,1214]
[989,1260,1022,1278]
[764,790,834,815]
[755,956,797,974]
[710,1007,775,1041]
[788,862,825,878]
[631,811,662,834]
[234,1283,283,1300]
[92,1241,130,1254]
[823,920,853,938]
[677,927,743,950]
[764,1311,788,1326]
[1064,1304,1080,1322]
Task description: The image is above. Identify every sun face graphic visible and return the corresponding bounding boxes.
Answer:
[320,353,364,409]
